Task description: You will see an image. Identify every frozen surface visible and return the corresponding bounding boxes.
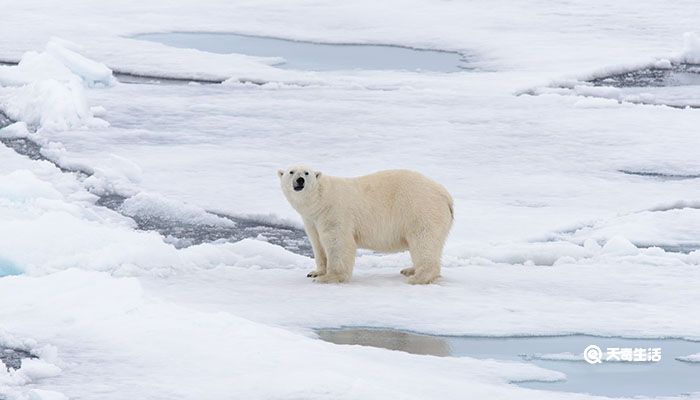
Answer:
[2,1,700,399]
[0,112,312,254]
[132,32,471,72]
[587,63,700,88]
[318,329,700,397]
[534,62,700,108]
[678,353,700,363]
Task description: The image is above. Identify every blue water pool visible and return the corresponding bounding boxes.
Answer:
[318,328,700,397]
[131,32,471,72]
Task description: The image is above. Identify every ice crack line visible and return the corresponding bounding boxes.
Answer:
[0,111,312,256]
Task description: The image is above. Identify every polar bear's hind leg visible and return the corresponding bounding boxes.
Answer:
[407,249,441,284]
[406,229,447,284]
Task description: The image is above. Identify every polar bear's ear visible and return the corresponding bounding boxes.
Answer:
[277,169,284,178]
[315,171,322,178]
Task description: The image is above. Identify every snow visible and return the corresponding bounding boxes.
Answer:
[0,356,61,388]
[676,353,700,363]
[119,192,236,227]
[600,236,640,256]
[14,359,62,381]
[2,143,699,398]
[2,1,700,399]
[0,39,110,132]
[44,39,114,87]
[0,39,113,88]
[1,269,570,400]
[681,32,700,64]
[0,122,29,139]
[27,389,69,400]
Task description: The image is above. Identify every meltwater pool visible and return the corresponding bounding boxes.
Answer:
[132,32,471,72]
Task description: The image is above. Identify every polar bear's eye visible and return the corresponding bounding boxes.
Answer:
[305,172,309,176]
[289,171,294,174]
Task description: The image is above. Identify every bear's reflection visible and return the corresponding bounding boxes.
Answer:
[317,328,452,357]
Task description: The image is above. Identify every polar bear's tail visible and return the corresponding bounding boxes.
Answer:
[444,192,454,221]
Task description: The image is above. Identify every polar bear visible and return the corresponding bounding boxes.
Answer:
[278,166,453,284]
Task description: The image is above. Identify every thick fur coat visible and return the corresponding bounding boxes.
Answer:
[279,166,453,284]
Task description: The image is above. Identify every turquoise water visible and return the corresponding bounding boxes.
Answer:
[318,328,700,397]
[131,32,470,72]
[0,257,21,277]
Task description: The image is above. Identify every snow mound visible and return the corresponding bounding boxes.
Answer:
[0,79,101,132]
[119,192,235,227]
[65,153,144,196]
[601,236,639,256]
[0,355,62,389]
[0,38,113,88]
[0,122,30,139]
[681,32,700,64]
[0,169,63,202]
[676,353,700,363]
[45,38,114,87]
[0,39,111,132]
[15,359,61,381]
[450,241,594,266]
[566,208,700,253]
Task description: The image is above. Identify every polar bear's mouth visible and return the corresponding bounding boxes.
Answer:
[293,177,305,191]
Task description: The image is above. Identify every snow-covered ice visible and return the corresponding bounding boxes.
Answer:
[677,353,700,363]
[1,0,700,399]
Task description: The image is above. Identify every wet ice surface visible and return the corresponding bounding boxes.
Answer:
[0,347,34,371]
[318,328,700,397]
[588,63,700,88]
[0,137,45,161]
[529,62,700,108]
[96,193,310,252]
[131,32,471,72]
[584,63,700,108]
[0,112,312,255]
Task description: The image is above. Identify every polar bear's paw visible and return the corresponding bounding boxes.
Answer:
[307,270,325,278]
[407,272,440,285]
[314,273,349,284]
[400,267,416,276]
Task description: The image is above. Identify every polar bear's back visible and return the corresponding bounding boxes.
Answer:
[344,169,453,252]
[356,169,451,206]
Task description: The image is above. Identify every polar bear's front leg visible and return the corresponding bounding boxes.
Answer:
[314,231,356,283]
[304,221,327,278]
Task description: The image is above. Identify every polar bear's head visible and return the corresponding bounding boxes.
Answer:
[278,165,322,201]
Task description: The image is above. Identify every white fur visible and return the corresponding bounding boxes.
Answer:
[278,165,453,284]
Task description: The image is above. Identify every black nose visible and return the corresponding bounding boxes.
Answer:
[296,177,305,185]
